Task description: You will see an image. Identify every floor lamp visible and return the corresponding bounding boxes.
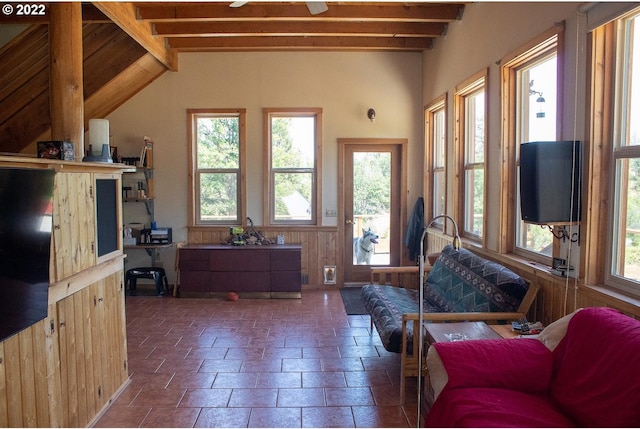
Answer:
[416,214,460,426]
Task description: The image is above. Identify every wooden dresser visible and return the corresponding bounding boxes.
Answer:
[179,244,302,298]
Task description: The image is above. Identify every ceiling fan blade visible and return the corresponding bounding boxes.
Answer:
[306,2,328,15]
[230,1,328,15]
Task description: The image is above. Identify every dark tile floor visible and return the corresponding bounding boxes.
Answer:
[94,289,418,428]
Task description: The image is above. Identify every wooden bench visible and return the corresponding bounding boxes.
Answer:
[362,246,540,403]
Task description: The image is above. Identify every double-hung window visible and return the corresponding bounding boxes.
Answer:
[455,71,487,241]
[425,95,447,224]
[607,9,640,295]
[188,109,246,225]
[264,108,321,225]
[500,26,562,261]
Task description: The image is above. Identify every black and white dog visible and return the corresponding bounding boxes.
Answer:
[353,228,379,264]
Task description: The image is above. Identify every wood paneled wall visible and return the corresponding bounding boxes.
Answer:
[0,271,127,428]
[188,226,339,287]
[187,225,640,324]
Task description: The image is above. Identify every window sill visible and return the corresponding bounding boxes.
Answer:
[464,243,557,279]
[465,243,640,316]
[579,284,640,315]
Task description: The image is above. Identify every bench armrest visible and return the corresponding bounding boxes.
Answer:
[370,266,431,289]
[402,311,526,324]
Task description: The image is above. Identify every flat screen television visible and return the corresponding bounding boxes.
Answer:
[0,167,55,342]
[520,141,582,225]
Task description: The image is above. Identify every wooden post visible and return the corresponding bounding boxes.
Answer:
[49,2,84,159]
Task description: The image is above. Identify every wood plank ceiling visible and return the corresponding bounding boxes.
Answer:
[133,2,465,52]
[0,1,465,153]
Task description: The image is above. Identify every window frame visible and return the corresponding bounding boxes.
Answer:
[424,94,448,228]
[263,108,322,226]
[499,24,565,263]
[595,9,640,298]
[454,70,488,243]
[187,108,247,226]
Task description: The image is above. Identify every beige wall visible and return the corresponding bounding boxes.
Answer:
[422,1,584,254]
[107,51,423,277]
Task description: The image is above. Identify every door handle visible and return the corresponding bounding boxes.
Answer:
[345,219,354,224]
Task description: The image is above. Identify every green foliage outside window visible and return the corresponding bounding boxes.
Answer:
[271,116,315,221]
[353,152,390,216]
[196,116,240,222]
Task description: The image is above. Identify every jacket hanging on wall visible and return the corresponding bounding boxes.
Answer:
[404,197,424,263]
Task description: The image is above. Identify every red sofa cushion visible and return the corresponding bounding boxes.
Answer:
[433,337,553,393]
[550,307,640,427]
[426,387,575,427]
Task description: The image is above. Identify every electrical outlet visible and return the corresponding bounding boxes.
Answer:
[325,208,337,217]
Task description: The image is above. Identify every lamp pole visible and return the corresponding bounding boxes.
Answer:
[416,214,460,426]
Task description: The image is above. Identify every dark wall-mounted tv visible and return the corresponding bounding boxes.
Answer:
[0,167,55,342]
[520,140,582,225]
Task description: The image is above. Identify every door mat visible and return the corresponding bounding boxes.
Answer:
[339,287,367,315]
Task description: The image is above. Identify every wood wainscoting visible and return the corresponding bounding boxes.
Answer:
[188,226,339,287]
[187,226,640,323]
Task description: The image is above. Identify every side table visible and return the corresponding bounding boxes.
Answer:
[425,321,502,344]
[489,323,522,339]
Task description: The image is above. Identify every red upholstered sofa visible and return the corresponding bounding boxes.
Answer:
[424,307,640,427]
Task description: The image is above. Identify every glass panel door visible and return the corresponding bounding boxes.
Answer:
[342,142,402,284]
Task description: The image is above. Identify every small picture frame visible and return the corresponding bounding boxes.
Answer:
[323,265,337,284]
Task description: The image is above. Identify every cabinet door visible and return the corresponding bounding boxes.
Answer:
[270,249,301,293]
[57,272,127,427]
[52,172,96,281]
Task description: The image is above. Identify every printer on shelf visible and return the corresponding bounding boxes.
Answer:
[149,227,172,244]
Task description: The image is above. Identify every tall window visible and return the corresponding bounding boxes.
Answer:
[264,108,321,225]
[516,55,558,256]
[188,109,246,225]
[500,26,562,261]
[455,71,486,241]
[425,95,447,224]
[609,10,640,293]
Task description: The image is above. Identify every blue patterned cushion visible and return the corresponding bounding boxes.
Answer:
[361,284,443,353]
[424,245,528,313]
[362,245,530,355]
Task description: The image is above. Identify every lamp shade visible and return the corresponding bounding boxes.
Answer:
[89,119,109,156]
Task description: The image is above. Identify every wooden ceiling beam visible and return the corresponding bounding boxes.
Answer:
[153,20,446,37]
[167,35,434,51]
[92,2,178,71]
[136,2,465,22]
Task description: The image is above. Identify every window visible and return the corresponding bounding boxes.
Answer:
[516,55,558,257]
[188,109,246,225]
[607,9,640,294]
[455,71,486,241]
[425,95,447,224]
[264,108,321,225]
[500,25,562,261]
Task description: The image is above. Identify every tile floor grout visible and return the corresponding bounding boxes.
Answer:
[94,289,418,428]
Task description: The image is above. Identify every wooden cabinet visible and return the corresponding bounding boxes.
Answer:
[51,171,124,280]
[52,172,96,281]
[0,157,128,428]
[179,244,302,298]
[56,271,127,427]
